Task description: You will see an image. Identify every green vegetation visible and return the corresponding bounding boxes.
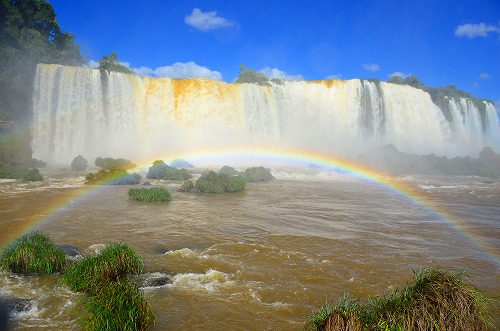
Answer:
[0,0,84,164]
[164,167,192,180]
[63,243,143,293]
[170,158,194,168]
[71,155,88,171]
[21,168,43,181]
[218,165,240,176]
[306,268,493,331]
[146,160,169,179]
[195,170,246,193]
[98,52,134,74]
[359,145,500,178]
[217,165,275,182]
[178,180,194,192]
[0,231,65,274]
[81,279,156,331]
[86,157,140,185]
[85,169,141,185]
[63,243,155,330]
[242,166,275,182]
[0,161,44,181]
[95,157,136,170]
[129,187,172,202]
[146,160,192,180]
[235,64,271,86]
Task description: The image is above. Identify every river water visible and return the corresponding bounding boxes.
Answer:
[0,168,499,330]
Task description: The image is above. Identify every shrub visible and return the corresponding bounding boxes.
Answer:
[146,160,168,179]
[128,187,172,202]
[81,278,156,331]
[63,243,143,293]
[241,166,275,182]
[95,157,135,170]
[164,167,192,180]
[85,169,141,185]
[178,180,194,192]
[195,171,246,193]
[0,231,65,274]
[170,159,194,168]
[21,168,43,182]
[71,155,88,171]
[218,165,240,176]
[306,268,493,331]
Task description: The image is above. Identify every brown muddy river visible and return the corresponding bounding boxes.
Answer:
[1,168,499,330]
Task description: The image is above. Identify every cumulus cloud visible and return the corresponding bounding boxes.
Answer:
[135,62,222,80]
[362,63,380,72]
[85,59,222,80]
[259,67,303,81]
[455,22,500,38]
[389,72,411,79]
[479,73,491,80]
[185,8,234,31]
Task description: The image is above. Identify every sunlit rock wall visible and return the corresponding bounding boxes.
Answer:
[32,64,499,165]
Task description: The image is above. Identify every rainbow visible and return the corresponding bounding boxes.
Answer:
[3,146,499,267]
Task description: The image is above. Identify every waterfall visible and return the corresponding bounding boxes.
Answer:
[32,64,499,165]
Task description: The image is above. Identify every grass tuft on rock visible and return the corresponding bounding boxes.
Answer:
[63,243,143,293]
[129,187,172,202]
[306,268,493,331]
[0,231,65,274]
[80,279,156,331]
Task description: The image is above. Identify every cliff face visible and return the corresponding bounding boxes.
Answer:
[32,64,499,165]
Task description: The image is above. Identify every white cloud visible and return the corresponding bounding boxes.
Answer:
[185,8,234,31]
[479,73,491,80]
[135,62,222,81]
[259,67,303,81]
[362,63,380,72]
[324,74,342,80]
[455,22,500,38]
[389,72,411,79]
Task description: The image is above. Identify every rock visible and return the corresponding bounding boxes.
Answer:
[57,244,81,257]
[143,181,152,186]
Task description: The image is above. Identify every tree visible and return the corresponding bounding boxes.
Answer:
[387,75,403,84]
[235,64,270,85]
[98,52,134,74]
[71,155,88,171]
[0,0,84,165]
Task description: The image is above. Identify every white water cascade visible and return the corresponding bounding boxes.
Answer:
[32,64,500,165]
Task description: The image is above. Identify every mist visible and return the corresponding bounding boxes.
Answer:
[31,64,500,173]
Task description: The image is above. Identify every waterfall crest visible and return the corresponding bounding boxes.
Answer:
[32,64,499,165]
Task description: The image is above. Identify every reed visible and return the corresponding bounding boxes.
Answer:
[128,187,172,202]
[306,268,493,331]
[0,231,65,274]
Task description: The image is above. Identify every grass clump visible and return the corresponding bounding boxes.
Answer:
[306,268,493,331]
[0,231,65,274]
[195,170,246,193]
[81,279,156,331]
[128,187,172,202]
[63,243,143,293]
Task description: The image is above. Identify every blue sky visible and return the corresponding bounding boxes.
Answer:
[49,0,499,105]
